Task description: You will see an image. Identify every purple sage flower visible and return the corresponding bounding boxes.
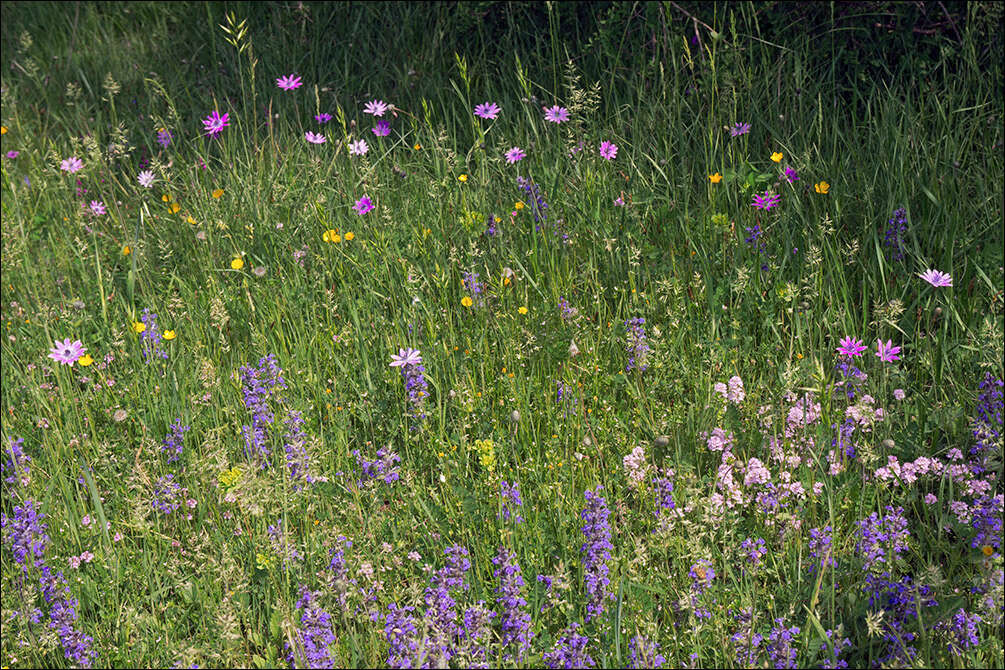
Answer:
[161,418,190,463]
[580,486,614,622]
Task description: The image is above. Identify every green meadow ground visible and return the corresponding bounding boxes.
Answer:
[1,2,1003,668]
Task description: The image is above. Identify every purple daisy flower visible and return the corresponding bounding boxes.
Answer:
[918,269,952,287]
[875,339,902,363]
[505,147,525,164]
[474,102,501,120]
[137,170,155,188]
[751,190,781,210]
[89,200,106,216]
[49,338,86,366]
[599,141,618,160]
[353,196,374,215]
[542,105,570,123]
[202,110,230,137]
[60,156,83,173]
[836,336,867,357]
[390,348,422,367]
[315,113,332,124]
[372,120,391,137]
[304,131,326,144]
[730,122,751,137]
[349,139,368,156]
[276,74,303,90]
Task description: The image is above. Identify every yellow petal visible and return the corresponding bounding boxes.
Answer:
[163,330,176,340]
[344,231,354,241]
[78,354,94,367]
[231,258,244,270]
[461,296,473,307]
[132,321,146,333]
[770,152,783,163]
[212,188,224,199]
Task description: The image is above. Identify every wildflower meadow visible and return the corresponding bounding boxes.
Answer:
[1,2,1003,668]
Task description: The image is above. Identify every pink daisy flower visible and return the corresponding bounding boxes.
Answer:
[389,348,422,367]
[60,156,83,173]
[836,336,867,357]
[349,139,369,156]
[353,196,374,215]
[49,338,86,365]
[875,339,902,363]
[751,190,781,210]
[599,141,618,160]
[202,110,230,137]
[315,113,333,124]
[304,131,326,144]
[372,120,391,137]
[363,99,390,116]
[542,105,570,123]
[276,74,303,90]
[89,200,106,216]
[504,147,525,164]
[473,102,501,120]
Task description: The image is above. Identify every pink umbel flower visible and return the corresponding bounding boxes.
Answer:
[918,269,952,287]
[751,190,781,210]
[89,200,106,216]
[202,110,230,137]
[599,141,618,160]
[304,131,326,144]
[60,156,83,173]
[349,139,368,156]
[49,338,86,365]
[542,105,569,123]
[363,99,390,116]
[505,147,525,164]
[275,74,303,90]
[875,339,902,363]
[473,102,501,120]
[353,196,374,215]
[836,336,867,357]
[389,348,422,367]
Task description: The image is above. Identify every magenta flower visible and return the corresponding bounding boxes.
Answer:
[599,141,618,160]
[60,156,83,173]
[137,170,155,188]
[202,110,230,137]
[782,165,799,183]
[89,200,106,216]
[372,120,391,137]
[49,338,86,365]
[730,122,751,137]
[875,339,902,363]
[348,139,368,155]
[315,113,332,124]
[751,190,781,210]
[836,336,867,357]
[6,150,19,159]
[505,147,526,164]
[473,102,501,120]
[389,348,422,367]
[363,99,390,116]
[304,131,326,144]
[275,74,303,90]
[353,196,374,215]
[918,269,952,287]
[543,105,570,123]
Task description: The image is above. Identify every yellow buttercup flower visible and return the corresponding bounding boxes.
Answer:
[344,231,354,241]
[186,215,196,225]
[132,321,146,334]
[461,296,473,307]
[162,194,171,202]
[163,330,176,340]
[230,257,244,270]
[169,203,181,214]
[814,181,830,194]
[78,354,94,367]
[708,172,723,183]
[413,143,421,150]
[514,201,525,210]
[322,229,341,243]
[212,188,224,199]
[0,125,7,135]
[983,545,995,557]
[518,306,528,315]
[770,152,783,163]
[458,174,468,182]
[122,245,132,256]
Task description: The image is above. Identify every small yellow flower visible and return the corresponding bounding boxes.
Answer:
[814,181,830,194]
[162,194,171,202]
[514,201,525,210]
[186,215,196,225]
[518,306,528,315]
[503,277,511,286]
[322,229,341,243]
[78,354,94,367]
[0,125,7,135]
[770,152,783,163]
[163,330,176,340]
[230,257,244,270]
[132,321,146,334]
[122,245,132,256]
[983,545,994,557]
[413,143,422,150]
[212,188,224,199]
[344,231,354,241]
[708,172,723,183]
[458,174,468,182]
[169,203,181,214]
[461,296,473,308]
[796,353,804,360]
